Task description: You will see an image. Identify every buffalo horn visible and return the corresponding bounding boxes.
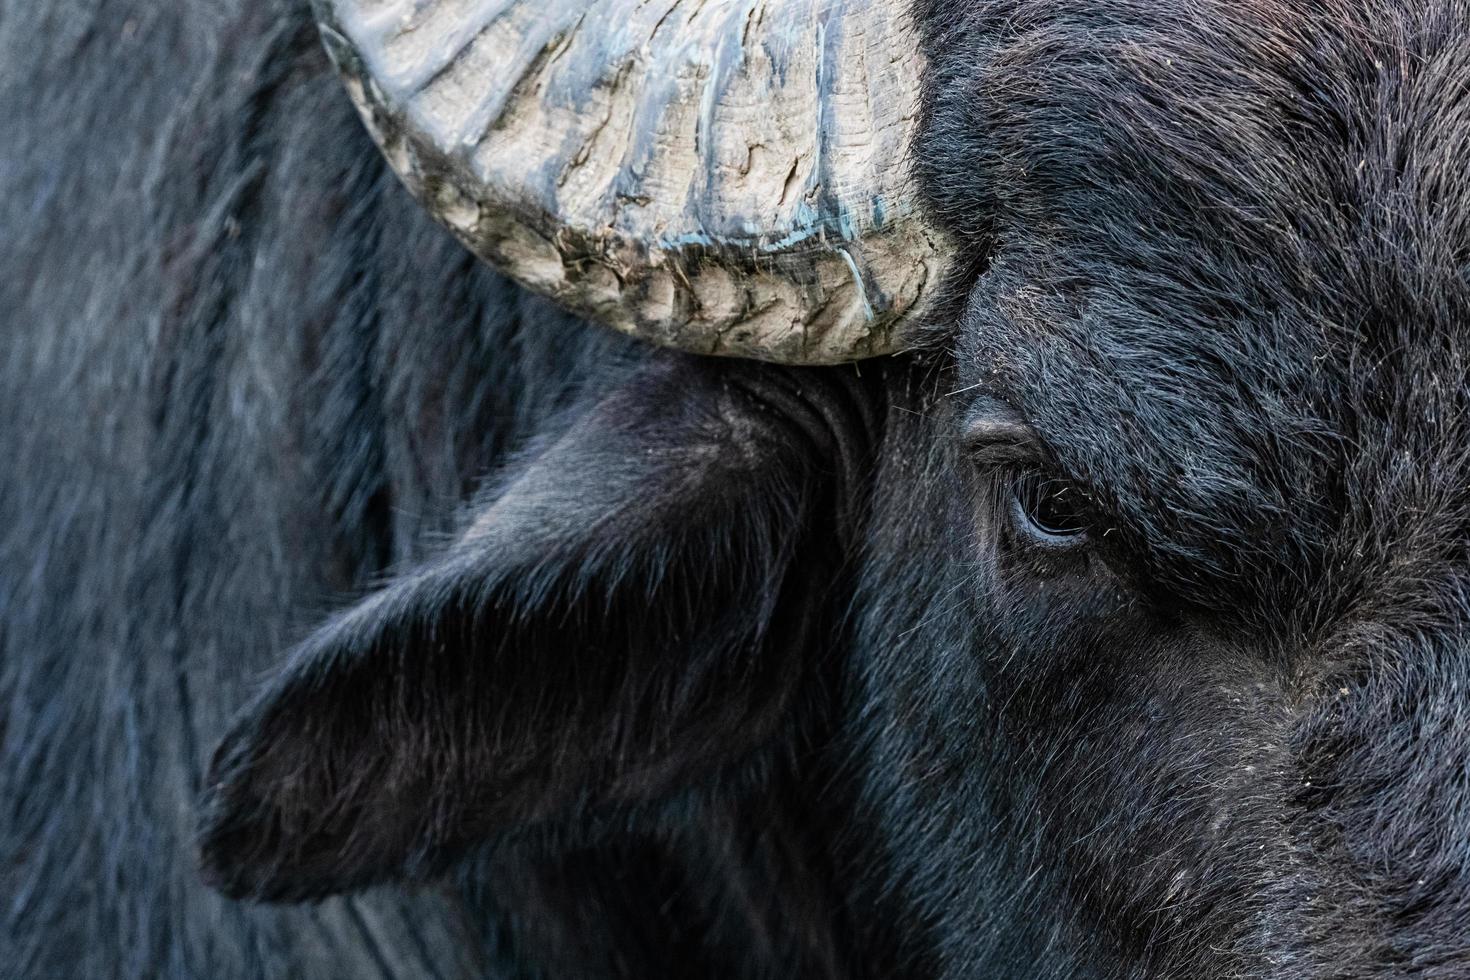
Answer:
[311,0,949,362]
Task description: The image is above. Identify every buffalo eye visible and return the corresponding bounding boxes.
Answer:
[960,401,1095,557]
[1011,471,1091,545]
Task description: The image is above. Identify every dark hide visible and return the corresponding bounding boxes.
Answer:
[879,0,1470,976]
[8,0,1470,978]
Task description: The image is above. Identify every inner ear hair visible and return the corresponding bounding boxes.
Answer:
[196,356,855,902]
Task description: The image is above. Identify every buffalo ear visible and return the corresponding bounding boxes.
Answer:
[197,358,839,902]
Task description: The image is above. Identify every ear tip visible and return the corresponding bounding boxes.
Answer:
[195,789,273,900]
[194,756,288,901]
[194,722,407,904]
[193,725,311,903]
[195,779,346,904]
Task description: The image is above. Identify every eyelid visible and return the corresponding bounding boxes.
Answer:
[961,400,1038,465]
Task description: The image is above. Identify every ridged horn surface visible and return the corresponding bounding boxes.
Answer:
[312,0,949,362]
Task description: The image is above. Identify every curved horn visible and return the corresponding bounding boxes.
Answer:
[312,0,949,363]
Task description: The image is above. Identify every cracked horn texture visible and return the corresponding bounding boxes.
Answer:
[312,0,950,363]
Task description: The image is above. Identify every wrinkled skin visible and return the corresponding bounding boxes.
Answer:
[6,0,1470,978]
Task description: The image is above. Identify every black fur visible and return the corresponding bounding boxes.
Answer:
[6,0,1470,977]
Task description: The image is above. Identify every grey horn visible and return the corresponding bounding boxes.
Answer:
[312,0,949,362]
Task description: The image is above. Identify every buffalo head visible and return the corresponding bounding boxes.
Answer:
[198,1,1470,975]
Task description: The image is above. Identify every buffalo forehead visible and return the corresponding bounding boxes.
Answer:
[943,1,1470,612]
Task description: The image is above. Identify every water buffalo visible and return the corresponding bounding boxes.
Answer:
[6,0,1470,976]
